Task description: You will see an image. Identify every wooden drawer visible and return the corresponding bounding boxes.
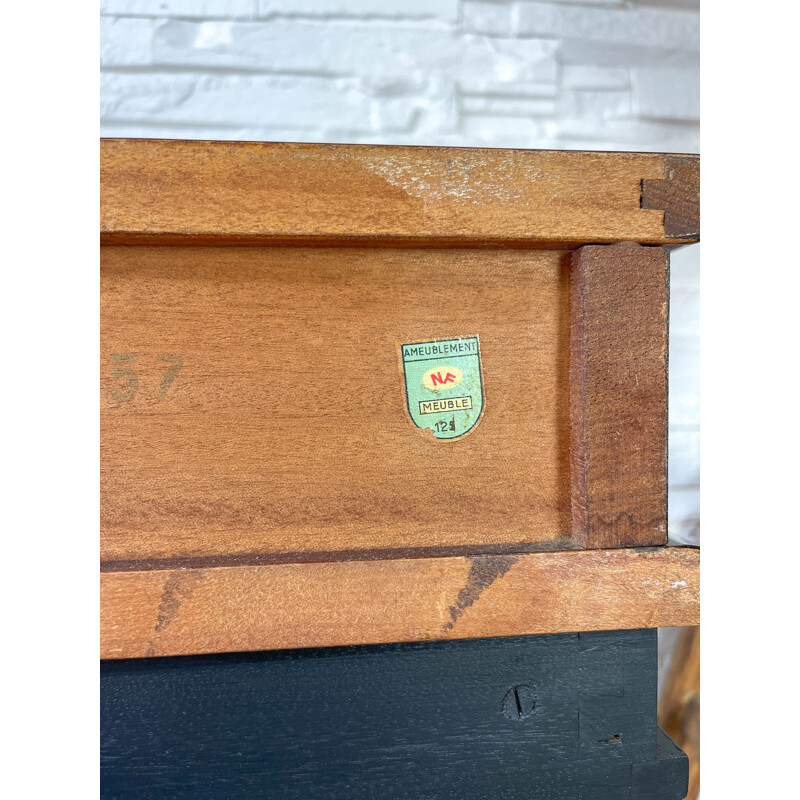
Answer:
[100,140,699,658]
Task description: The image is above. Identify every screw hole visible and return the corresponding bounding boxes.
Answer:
[502,685,536,720]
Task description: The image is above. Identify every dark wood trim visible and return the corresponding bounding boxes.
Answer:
[641,154,700,240]
[570,243,669,549]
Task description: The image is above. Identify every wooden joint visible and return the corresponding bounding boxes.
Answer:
[641,155,700,241]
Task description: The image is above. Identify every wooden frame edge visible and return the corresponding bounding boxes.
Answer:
[101,139,699,247]
[570,243,669,549]
[101,546,699,659]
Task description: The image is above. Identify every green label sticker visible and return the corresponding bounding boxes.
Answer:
[400,336,484,440]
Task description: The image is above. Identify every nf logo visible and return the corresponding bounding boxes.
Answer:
[399,336,484,441]
[423,366,462,391]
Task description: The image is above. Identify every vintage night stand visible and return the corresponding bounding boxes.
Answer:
[100,140,700,799]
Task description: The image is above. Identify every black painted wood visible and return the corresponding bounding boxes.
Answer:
[633,729,688,800]
[101,629,688,799]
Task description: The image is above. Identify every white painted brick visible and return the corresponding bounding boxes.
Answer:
[100,125,512,149]
[100,72,456,137]
[516,3,699,51]
[557,89,631,119]
[317,130,482,147]
[634,0,698,8]
[101,15,161,66]
[462,1,515,36]
[151,19,559,85]
[101,1,256,18]
[460,114,556,147]
[556,118,699,151]
[370,82,458,133]
[556,117,700,153]
[100,73,374,131]
[369,98,417,132]
[100,122,287,140]
[101,73,195,119]
[668,430,700,487]
[408,87,460,134]
[635,67,699,121]
[542,0,624,5]
[258,1,458,22]
[457,80,556,97]
[562,65,629,90]
[462,94,556,117]
[552,140,641,153]
[668,487,700,546]
[560,38,698,69]
[668,334,700,427]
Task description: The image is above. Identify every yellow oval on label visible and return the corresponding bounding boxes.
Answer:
[422,365,463,391]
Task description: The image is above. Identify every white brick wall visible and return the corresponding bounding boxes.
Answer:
[99,0,700,547]
[100,0,698,151]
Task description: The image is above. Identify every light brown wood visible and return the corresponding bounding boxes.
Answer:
[100,546,699,659]
[659,626,700,800]
[101,245,572,565]
[570,243,668,549]
[100,141,700,659]
[100,139,695,247]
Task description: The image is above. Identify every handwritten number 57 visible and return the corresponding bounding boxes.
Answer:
[111,354,183,403]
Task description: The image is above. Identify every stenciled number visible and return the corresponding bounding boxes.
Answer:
[110,354,184,403]
[111,354,138,402]
[156,354,184,402]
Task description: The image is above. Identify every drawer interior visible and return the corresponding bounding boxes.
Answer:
[101,245,572,565]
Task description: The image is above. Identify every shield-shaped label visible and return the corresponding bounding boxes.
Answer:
[400,336,484,440]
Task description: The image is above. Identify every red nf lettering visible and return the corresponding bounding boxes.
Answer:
[431,372,457,387]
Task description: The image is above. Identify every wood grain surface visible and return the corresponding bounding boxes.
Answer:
[101,245,571,564]
[100,139,697,247]
[100,142,699,660]
[100,546,699,658]
[641,155,700,240]
[570,243,668,549]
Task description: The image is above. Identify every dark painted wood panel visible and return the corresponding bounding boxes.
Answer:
[633,730,689,800]
[101,629,687,799]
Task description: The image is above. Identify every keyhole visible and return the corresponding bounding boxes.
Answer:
[502,685,536,720]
